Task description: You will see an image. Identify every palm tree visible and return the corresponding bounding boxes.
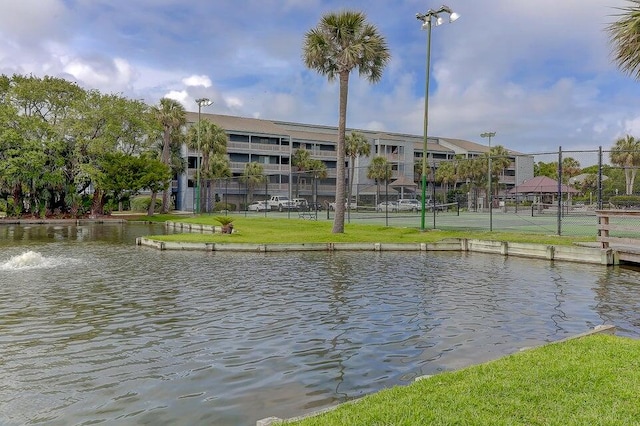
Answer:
[610,135,640,195]
[291,148,312,197]
[204,154,231,211]
[152,98,186,213]
[345,131,371,212]
[489,145,513,199]
[240,162,266,205]
[308,159,328,208]
[367,156,392,206]
[303,10,390,233]
[435,161,456,202]
[187,119,228,212]
[608,1,640,79]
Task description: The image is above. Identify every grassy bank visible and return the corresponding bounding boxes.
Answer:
[138,215,595,246]
[281,333,640,425]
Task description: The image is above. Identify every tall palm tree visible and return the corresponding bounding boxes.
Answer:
[561,157,581,184]
[240,162,266,205]
[187,119,228,212]
[610,134,640,195]
[367,156,392,206]
[345,131,371,212]
[608,1,640,79]
[489,145,513,199]
[303,10,390,233]
[152,98,186,213]
[435,161,456,202]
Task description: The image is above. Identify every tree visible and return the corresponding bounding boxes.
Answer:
[240,162,266,204]
[152,98,186,213]
[610,134,640,195]
[303,10,390,233]
[205,153,232,210]
[291,148,312,197]
[608,1,640,79]
[308,159,328,206]
[561,157,581,184]
[187,119,228,212]
[489,145,513,199]
[367,156,392,205]
[345,131,371,212]
[534,161,558,179]
[435,161,456,202]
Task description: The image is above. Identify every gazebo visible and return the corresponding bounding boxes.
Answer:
[508,176,578,204]
[389,175,418,199]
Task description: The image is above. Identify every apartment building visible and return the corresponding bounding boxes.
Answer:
[176,112,533,211]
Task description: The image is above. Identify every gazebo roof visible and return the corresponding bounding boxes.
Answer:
[508,176,579,194]
[390,175,418,188]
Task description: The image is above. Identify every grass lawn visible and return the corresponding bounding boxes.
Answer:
[137,214,596,246]
[282,333,640,425]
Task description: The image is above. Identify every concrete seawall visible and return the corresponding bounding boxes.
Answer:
[136,235,615,265]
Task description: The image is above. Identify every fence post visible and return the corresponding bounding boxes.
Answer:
[598,146,603,210]
[557,146,562,236]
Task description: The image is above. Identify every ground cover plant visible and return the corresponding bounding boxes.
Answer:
[281,334,640,425]
[141,215,595,246]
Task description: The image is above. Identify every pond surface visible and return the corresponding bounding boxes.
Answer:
[0,223,639,425]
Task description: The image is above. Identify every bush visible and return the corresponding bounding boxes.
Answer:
[214,202,236,212]
[609,195,640,209]
[0,198,6,213]
[130,195,173,212]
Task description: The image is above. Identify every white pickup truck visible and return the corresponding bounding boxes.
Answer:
[267,195,296,211]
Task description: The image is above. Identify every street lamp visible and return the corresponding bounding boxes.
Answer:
[481,131,496,231]
[416,5,459,230]
[195,98,213,213]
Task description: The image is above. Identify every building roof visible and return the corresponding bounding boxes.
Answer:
[508,176,579,194]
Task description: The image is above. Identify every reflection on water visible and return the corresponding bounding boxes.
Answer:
[0,223,638,425]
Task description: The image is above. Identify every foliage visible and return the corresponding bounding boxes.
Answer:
[213,215,234,226]
[610,134,640,195]
[607,0,640,79]
[609,195,640,208]
[0,74,159,217]
[303,10,390,233]
[130,195,171,213]
[213,202,236,212]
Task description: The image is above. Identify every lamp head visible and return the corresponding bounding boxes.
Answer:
[449,12,460,22]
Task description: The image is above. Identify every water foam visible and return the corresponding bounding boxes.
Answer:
[0,251,60,270]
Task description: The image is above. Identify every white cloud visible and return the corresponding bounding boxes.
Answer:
[182,75,212,88]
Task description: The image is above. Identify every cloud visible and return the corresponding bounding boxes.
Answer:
[182,75,212,88]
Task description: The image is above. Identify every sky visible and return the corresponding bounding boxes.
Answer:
[1,0,639,163]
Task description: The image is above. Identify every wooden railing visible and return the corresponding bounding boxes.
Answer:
[596,210,640,249]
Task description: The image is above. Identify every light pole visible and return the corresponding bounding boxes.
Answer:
[481,131,496,231]
[416,5,459,230]
[195,98,212,213]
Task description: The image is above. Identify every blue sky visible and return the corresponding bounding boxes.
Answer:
[1,0,639,160]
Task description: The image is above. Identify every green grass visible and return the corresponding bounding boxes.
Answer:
[141,215,595,246]
[283,334,640,425]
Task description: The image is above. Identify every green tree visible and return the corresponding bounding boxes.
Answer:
[367,156,392,205]
[534,161,558,179]
[187,119,228,212]
[435,161,456,202]
[308,159,328,207]
[240,162,266,205]
[610,134,640,195]
[608,1,640,79]
[292,148,312,197]
[345,131,371,212]
[561,157,581,184]
[152,98,186,213]
[205,153,232,210]
[303,10,390,233]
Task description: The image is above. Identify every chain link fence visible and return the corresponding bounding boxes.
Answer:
[186,146,637,238]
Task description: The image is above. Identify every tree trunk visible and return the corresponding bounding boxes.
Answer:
[90,189,105,218]
[161,128,171,213]
[148,191,157,216]
[332,72,349,234]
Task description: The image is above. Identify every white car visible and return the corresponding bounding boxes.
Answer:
[376,201,398,212]
[397,199,421,212]
[247,201,267,211]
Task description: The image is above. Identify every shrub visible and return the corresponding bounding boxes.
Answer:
[609,195,640,209]
[130,195,172,212]
[214,202,236,212]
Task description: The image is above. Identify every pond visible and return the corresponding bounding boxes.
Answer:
[0,223,638,425]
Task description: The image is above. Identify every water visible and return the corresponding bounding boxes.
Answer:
[0,223,639,425]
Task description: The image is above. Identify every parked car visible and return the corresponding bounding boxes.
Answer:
[397,199,421,212]
[267,195,296,211]
[304,201,322,211]
[292,198,308,210]
[376,201,398,212]
[329,198,358,211]
[247,200,267,211]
